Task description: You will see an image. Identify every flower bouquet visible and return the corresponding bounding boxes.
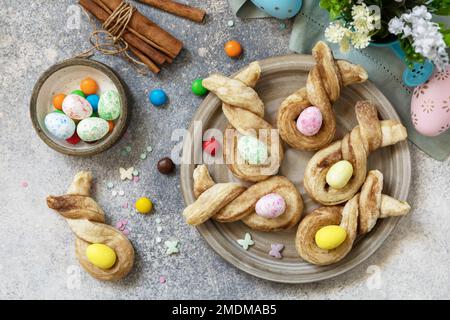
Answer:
[320,0,450,70]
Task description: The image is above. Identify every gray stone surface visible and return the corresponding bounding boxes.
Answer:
[0,0,449,299]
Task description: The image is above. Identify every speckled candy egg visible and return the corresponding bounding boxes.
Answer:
[411,67,450,136]
[255,193,286,219]
[62,94,93,120]
[250,0,302,19]
[296,106,323,136]
[98,90,121,120]
[77,117,109,142]
[44,112,76,140]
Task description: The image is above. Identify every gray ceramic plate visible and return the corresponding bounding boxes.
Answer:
[180,55,411,283]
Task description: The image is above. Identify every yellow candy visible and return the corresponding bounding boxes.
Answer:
[135,197,153,214]
[315,225,347,250]
[86,243,117,269]
[326,160,353,189]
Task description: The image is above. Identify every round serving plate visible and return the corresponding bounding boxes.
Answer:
[180,55,411,283]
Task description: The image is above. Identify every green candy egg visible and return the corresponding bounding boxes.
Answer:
[77,117,109,142]
[191,79,208,96]
[71,90,86,98]
[98,90,121,121]
[237,135,268,165]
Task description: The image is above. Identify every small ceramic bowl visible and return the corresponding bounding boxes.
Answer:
[30,58,129,156]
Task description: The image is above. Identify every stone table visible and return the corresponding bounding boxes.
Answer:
[0,0,449,299]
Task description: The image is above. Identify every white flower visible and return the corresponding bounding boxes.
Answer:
[352,4,369,20]
[340,35,351,53]
[388,17,404,35]
[411,5,432,20]
[325,22,349,43]
[351,31,371,49]
[388,5,449,71]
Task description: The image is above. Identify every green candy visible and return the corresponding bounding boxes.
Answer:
[53,109,64,114]
[98,90,121,121]
[191,79,208,96]
[71,90,86,98]
[237,136,268,165]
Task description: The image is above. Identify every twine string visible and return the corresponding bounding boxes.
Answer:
[76,2,148,74]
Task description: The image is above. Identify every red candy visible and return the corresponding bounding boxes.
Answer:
[66,132,81,145]
[203,137,219,156]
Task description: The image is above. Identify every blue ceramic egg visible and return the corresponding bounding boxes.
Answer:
[251,0,302,19]
[44,112,76,140]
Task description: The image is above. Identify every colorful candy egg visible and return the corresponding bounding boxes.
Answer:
[98,90,121,120]
[44,112,76,139]
[326,160,353,189]
[86,94,100,113]
[86,243,117,269]
[250,0,303,19]
[255,193,286,218]
[315,225,347,250]
[296,106,323,136]
[237,135,268,165]
[77,117,109,142]
[411,67,450,136]
[62,94,93,120]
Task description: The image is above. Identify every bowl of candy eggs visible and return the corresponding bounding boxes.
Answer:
[30,58,129,156]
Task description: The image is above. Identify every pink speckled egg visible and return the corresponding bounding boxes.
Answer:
[62,94,93,120]
[411,67,450,136]
[296,106,323,136]
[255,193,286,219]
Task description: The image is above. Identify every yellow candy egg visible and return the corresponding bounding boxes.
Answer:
[135,197,153,214]
[86,243,117,269]
[326,160,353,189]
[315,225,347,250]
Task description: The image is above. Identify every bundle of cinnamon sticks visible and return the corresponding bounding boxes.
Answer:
[79,0,184,74]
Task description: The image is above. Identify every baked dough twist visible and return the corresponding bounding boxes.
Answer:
[47,171,134,281]
[202,62,284,182]
[183,165,303,232]
[296,170,410,265]
[304,100,407,206]
[277,41,368,151]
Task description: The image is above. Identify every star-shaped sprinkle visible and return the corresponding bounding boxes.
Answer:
[269,243,284,259]
[159,276,166,284]
[165,240,179,255]
[106,182,114,189]
[155,218,161,224]
[237,233,254,250]
[132,169,139,176]
[147,146,153,152]
[119,167,134,180]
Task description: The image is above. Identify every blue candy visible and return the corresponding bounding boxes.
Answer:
[86,94,100,113]
[149,89,168,107]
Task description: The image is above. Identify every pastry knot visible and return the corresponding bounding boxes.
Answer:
[47,171,134,281]
[296,170,410,266]
[304,101,407,206]
[202,62,284,182]
[277,41,368,151]
[182,165,303,232]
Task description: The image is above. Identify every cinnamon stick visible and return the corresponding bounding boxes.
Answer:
[99,0,183,58]
[137,0,206,23]
[88,0,174,61]
[129,46,160,73]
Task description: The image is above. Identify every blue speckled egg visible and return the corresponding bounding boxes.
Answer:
[250,0,302,19]
[44,112,76,140]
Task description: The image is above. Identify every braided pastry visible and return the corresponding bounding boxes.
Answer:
[296,170,410,266]
[183,165,303,232]
[277,41,368,151]
[47,171,134,281]
[304,100,407,206]
[202,62,284,182]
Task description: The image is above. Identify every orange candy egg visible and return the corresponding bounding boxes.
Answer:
[80,77,98,95]
[224,40,242,58]
[52,94,66,110]
[108,120,114,133]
